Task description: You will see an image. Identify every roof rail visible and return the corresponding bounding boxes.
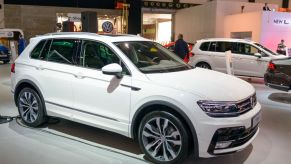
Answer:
[43,32,99,36]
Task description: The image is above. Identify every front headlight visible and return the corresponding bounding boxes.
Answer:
[197,100,239,117]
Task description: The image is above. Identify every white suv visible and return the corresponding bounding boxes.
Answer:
[11,33,261,163]
[189,38,287,77]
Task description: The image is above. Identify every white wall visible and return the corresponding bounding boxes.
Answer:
[174,1,217,43]
[174,0,278,43]
[260,11,291,51]
[215,1,278,38]
[224,11,263,42]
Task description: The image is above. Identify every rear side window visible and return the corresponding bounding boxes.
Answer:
[39,40,52,60]
[205,41,236,52]
[30,40,46,59]
[199,42,210,51]
[41,39,79,65]
[235,43,260,56]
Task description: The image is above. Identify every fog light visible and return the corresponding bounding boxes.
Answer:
[215,141,232,149]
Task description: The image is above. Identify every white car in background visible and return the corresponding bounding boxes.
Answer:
[189,38,287,78]
[11,33,261,163]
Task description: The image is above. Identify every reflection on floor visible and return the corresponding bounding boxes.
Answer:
[1,63,291,164]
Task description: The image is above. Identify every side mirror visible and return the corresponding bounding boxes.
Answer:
[254,53,262,58]
[102,63,123,79]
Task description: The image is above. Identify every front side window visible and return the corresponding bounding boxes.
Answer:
[79,40,130,74]
[254,43,276,56]
[114,41,192,73]
[236,43,259,56]
[44,39,79,64]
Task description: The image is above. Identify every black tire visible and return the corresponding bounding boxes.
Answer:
[138,111,189,164]
[17,87,46,127]
[3,60,10,64]
[196,62,211,69]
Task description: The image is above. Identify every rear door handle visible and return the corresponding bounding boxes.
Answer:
[74,73,85,79]
[36,65,44,70]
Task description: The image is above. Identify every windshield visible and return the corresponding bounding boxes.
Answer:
[254,43,279,56]
[114,41,192,73]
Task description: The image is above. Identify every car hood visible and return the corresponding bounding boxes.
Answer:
[145,68,255,101]
[271,54,288,59]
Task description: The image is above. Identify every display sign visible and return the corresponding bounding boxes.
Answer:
[142,1,198,9]
[68,13,81,22]
[102,21,114,33]
[273,19,290,25]
[0,31,14,38]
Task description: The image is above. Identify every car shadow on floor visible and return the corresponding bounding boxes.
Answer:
[268,92,291,104]
[8,117,254,164]
[42,118,143,155]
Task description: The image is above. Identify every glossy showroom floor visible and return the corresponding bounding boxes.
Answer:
[0,63,290,164]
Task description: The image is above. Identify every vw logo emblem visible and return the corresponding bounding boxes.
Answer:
[7,32,13,37]
[102,21,113,33]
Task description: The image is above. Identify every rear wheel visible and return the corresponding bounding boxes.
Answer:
[138,111,189,164]
[196,62,211,69]
[17,87,46,127]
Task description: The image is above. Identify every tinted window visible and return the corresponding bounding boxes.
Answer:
[216,42,235,52]
[80,40,129,73]
[30,40,46,59]
[236,43,259,56]
[200,42,210,51]
[45,39,79,64]
[39,40,52,60]
[209,42,216,52]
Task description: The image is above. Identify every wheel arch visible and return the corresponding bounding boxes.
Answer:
[131,100,199,158]
[14,79,47,115]
[196,61,212,69]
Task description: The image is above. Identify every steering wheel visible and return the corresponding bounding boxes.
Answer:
[151,57,160,63]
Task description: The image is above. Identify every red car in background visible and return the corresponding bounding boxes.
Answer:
[164,42,194,63]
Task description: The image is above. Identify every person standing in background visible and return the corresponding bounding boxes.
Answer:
[263,3,271,11]
[277,39,287,55]
[18,34,26,55]
[174,34,189,61]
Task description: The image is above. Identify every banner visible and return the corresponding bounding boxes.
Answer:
[142,1,199,9]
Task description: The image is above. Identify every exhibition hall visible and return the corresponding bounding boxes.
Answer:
[0,0,291,164]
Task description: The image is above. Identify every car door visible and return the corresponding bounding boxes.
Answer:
[208,41,234,73]
[30,38,79,118]
[232,43,269,77]
[72,40,132,135]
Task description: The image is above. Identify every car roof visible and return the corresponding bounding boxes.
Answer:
[197,38,256,44]
[32,32,151,43]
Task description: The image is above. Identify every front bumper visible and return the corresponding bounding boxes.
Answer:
[208,123,259,155]
[197,102,261,157]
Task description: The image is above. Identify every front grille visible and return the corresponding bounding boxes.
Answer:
[236,93,257,115]
[208,125,259,155]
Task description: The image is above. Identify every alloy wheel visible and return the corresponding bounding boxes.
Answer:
[19,91,39,123]
[141,117,182,162]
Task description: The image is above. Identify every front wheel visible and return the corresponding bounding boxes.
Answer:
[17,87,46,127]
[138,111,189,164]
